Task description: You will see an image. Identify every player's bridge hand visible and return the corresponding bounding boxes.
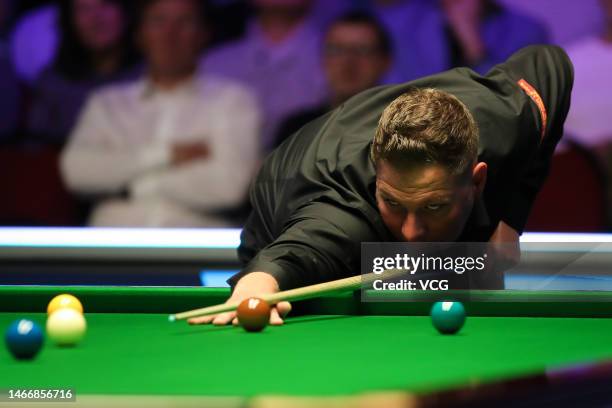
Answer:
[187,272,292,326]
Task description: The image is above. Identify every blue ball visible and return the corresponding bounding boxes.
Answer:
[5,319,44,360]
[431,301,466,334]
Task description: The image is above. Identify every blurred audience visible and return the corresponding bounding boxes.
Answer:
[564,0,612,220]
[26,0,141,146]
[310,0,353,29]
[8,0,252,84]
[1,0,607,230]
[374,0,549,83]
[202,0,328,151]
[60,0,261,227]
[9,2,58,83]
[275,11,391,147]
[564,0,612,151]
[0,0,14,36]
[0,0,21,141]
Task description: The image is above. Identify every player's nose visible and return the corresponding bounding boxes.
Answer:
[401,213,426,242]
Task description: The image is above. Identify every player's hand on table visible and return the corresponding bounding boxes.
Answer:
[187,272,292,326]
[488,221,521,271]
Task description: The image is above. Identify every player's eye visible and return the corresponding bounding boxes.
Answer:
[425,203,445,211]
[384,198,400,207]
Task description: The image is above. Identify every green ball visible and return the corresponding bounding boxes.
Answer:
[431,301,466,334]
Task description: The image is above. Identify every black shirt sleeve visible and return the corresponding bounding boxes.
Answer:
[488,45,573,232]
[229,200,379,290]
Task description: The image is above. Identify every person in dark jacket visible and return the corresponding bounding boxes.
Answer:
[189,45,573,326]
[274,11,392,148]
[26,0,140,145]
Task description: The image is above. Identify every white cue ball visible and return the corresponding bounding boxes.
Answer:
[46,308,87,346]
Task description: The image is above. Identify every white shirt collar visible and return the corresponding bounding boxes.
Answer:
[137,73,200,100]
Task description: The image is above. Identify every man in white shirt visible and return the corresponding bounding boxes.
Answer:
[61,0,261,227]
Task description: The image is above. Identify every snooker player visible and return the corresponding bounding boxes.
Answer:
[189,45,573,326]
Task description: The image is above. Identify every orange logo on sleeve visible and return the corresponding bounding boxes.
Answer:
[517,78,547,143]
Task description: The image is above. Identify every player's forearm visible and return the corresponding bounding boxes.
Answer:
[490,221,519,243]
[489,221,521,269]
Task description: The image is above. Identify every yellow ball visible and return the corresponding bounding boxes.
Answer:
[47,294,83,315]
[46,309,87,346]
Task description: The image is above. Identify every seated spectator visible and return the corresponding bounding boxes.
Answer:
[374,0,549,83]
[564,0,612,150]
[0,53,20,142]
[60,0,261,227]
[26,0,141,146]
[0,0,14,37]
[202,0,328,151]
[275,11,391,147]
[564,0,612,222]
[0,0,21,141]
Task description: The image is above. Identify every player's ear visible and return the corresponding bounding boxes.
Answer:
[471,162,487,196]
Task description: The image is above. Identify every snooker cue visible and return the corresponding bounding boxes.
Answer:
[169,269,404,322]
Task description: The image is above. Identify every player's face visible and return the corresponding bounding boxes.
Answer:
[139,0,206,77]
[375,160,486,242]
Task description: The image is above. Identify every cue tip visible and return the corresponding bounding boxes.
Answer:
[168,314,177,323]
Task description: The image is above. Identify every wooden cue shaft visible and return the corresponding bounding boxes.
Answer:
[171,268,404,321]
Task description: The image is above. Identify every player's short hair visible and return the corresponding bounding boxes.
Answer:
[370,88,479,176]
